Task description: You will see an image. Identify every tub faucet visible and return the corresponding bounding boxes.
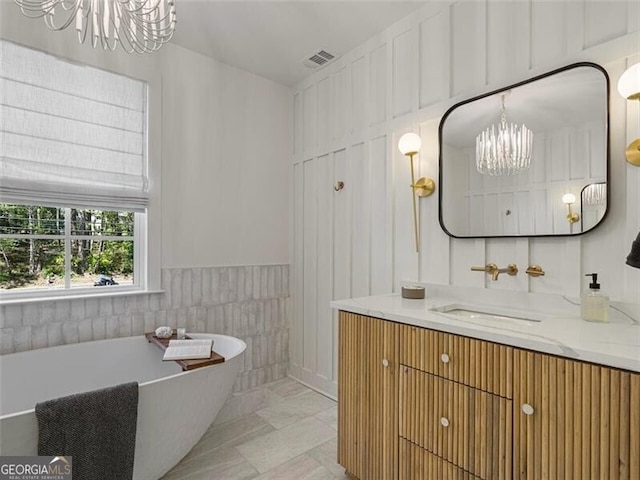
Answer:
[471,263,518,281]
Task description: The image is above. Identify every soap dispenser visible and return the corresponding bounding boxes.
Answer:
[581,273,609,323]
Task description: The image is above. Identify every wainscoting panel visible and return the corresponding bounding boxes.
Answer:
[303,85,317,152]
[316,154,334,382]
[351,57,367,134]
[370,135,392,295]
[392,29,415,119]
[486,0,530,86]
[350,142,370,298]
[332,68,348,145]
[369,43,388,127]
[450,0,486,97]
[418,8,449,109]
[317,77,331,147]
[303,159,318,373]
[333,149,351,302]
[290,0,640,396]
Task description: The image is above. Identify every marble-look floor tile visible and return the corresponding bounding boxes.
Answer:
[314,405,338,430]
[165,378,342,479]
[181,414,275,465]
[234,426,297,473]
[236,417,336,473]
[306,438,344,478]
[161,445,258,480]
[257,390,336,429]
[252,454,335,480]
[265,377,312,398]
[277,416,337,457]
[215,385,284,425]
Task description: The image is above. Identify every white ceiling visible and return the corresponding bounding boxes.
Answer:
[171,1,427,86]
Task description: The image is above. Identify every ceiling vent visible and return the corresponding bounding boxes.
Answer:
[302,49,337,69]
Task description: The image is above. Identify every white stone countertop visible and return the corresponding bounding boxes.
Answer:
[331,284,640,373]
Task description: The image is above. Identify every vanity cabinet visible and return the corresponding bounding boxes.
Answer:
[338,312,398,480]
[513,349,640,480]
[338,311,640,480]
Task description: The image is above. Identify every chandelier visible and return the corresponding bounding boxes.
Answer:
[13,0,176,53]
[582,183,606,206]
[476,94,533,176]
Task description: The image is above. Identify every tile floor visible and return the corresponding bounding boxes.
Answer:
[162,378,347,480]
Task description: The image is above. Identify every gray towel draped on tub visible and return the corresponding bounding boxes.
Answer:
[36,382,139,480]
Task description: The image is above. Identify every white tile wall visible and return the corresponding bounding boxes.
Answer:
[0,264,290,393]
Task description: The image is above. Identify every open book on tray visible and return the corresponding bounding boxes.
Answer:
[162,339,213,361]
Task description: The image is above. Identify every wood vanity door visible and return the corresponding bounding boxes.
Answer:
[513,350,640,480]
[338,311,398,480]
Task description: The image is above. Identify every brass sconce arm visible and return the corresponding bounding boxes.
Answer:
[398,133,436,253]
[566,204,579,224]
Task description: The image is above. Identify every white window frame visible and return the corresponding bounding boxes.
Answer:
[0,207,147,302]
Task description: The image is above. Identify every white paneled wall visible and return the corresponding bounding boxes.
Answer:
[290,0,640,397]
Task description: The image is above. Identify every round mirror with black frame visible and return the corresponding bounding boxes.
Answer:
[438,62,610,238]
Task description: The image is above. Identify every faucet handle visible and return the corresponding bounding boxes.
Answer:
[525,265,545,277]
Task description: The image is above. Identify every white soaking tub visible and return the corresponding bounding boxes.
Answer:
[0,333,246,480]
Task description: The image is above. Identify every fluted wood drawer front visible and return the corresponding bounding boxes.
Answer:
[514,350,640,480]
[400,366,512,480]
[399,325,513,398]
[400,439,481,480]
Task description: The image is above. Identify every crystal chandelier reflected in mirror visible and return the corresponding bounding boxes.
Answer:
[13,0,176,53]
[476,94,533,176]
[582,183,607,206]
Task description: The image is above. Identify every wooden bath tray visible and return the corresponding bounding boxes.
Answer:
[145,332,225,371]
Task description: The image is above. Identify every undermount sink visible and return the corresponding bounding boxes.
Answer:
[431,303,547,323]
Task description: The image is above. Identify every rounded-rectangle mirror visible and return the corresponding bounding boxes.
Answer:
[438,62,609,238]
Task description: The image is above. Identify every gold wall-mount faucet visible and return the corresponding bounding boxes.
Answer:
[471,263,518,281]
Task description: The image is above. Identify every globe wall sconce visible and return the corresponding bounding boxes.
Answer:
[562,193,580,232]
[397,132,436,253]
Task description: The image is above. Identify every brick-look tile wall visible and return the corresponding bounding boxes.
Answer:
[0,265,290,393]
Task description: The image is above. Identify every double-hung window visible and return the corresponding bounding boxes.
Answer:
[0,40,149,299]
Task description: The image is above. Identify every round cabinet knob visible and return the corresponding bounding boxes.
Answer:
[522,404,535,416]
[440,417,450,428]
[440,353,450,364]
[382,358,389,368]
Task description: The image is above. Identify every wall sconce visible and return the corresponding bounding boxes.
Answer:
[562,193,580,226]
[398,132,436,253]
[617,62,640,166]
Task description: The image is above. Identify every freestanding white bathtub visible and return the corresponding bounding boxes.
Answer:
[0,333,246,480]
